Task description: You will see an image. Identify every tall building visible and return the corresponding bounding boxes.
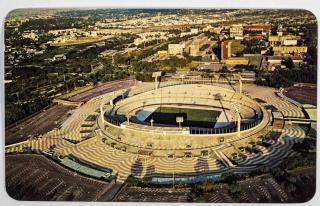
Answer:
[221,40,232,60]
[230,24,243,38]
[169,34,210,57]
[185,35,209,56]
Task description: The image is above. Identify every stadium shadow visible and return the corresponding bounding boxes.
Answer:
[224,74,236,92]
[131,159,143,177]
[194,156,209,173]
[145,165,156,178]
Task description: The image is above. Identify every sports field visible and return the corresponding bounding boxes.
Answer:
[144,106,221,128]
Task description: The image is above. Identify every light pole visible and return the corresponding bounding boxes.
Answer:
[14,92,20,104]
[170,131,175,190]
[126,114,130,125]
[172,153,175,189]
[236,112,241,138]
[152,71,162,90]
[233,74,242,95]
[231,103,241,138]
[100,106,104,125]
[100,95,110,127]
[176,116,184,128]
[63,74,69,93]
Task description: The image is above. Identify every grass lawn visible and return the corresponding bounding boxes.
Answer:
[145,106,221,128]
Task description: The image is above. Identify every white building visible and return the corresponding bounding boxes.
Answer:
[168,44,185,55]
[190,28,199,34]
[53,54,67,61]
[282,39,298,46]
[230,24,243,38]
[22,31,38,40]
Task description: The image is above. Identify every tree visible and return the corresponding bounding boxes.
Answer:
[286,182,297,193]
[270,167,285,179]
[229,183,241,195]
[221,172,238,183]
[281,58,294,69]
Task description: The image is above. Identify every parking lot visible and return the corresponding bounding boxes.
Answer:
[5,104,75,145]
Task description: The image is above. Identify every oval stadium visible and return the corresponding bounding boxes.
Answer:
[6,77,310,184]
[101,84,269,157]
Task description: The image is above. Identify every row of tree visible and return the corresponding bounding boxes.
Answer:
[255,63,317,88]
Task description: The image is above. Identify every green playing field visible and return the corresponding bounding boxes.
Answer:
[144,106,221,128]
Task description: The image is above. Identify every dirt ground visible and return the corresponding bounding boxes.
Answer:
[5,154,120,201]
[5,104,75,145]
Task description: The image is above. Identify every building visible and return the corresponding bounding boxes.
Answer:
[302,104,317,137]
[212,27,223,34]
[180,28,199,37]
[244,24,272,32]
[202,25,213,32]
[268,35,300,46]
[272,46,308,55]
[235,36,244,41]
[221,40,244,60]
[52,54,67,61]
[221,57,249,65]
[171,34,210,57]
[186,35,209,56]
[230,24,243,38]
[266,56,303,71]
[197,63,234,72]
[272,112,284,129]
[221,41,232,60]
[190,28,199,34]
[133,31,169,46]
[243,35,263,41]
[22,31,38,40]
[95,41,106,47]
[125,47,138,54]
[48,28,78,36]
[157,50,168,56]
[168,44,185,55]
[267,56,303,65]
[283,39,298,46]
[99,50,119,58]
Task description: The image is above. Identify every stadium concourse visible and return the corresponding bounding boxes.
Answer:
[5,79,308,183]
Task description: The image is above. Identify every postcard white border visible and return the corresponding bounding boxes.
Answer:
[0,1,319,206]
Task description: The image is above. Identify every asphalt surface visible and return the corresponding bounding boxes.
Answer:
[68,79,136,102]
